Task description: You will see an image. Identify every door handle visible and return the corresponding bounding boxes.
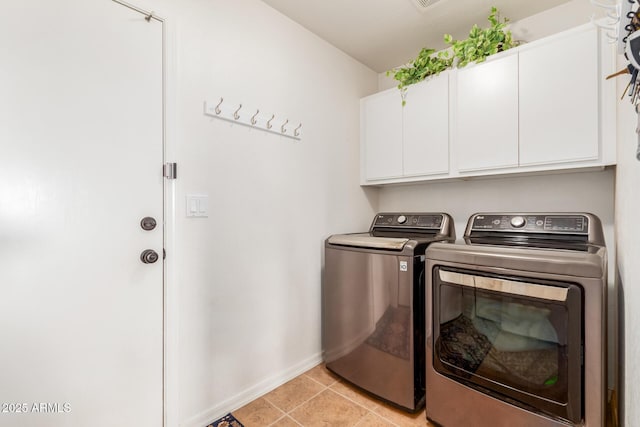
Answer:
[140,249,159,264]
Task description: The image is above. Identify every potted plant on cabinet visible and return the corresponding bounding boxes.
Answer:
[387,7,516,104]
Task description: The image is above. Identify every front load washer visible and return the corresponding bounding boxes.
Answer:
[425,213,607,426]
[323,212,455,412]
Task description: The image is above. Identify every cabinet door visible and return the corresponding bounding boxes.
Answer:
[403,74,449,176]
[455,53,519,172]
[361,89,403,180]
[519,28,599,166]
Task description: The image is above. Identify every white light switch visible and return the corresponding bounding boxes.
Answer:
[197,196,208,214]
[186,195,209,218]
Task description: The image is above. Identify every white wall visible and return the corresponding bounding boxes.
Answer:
[133,0,378,425]
[615,57,640,425]
[377,170,615,254]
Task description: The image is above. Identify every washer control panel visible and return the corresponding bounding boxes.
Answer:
[374,213,443,229]
[471,214,589,234]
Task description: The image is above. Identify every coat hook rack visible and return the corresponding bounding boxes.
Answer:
[204,98,302,141]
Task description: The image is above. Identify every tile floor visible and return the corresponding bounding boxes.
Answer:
[231,364,433,427]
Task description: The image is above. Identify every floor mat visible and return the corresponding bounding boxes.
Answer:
[206,413,244,427]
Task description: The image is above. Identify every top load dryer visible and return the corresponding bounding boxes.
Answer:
[323,212,455,411]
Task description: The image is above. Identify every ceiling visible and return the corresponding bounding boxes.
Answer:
[261,0,573,73]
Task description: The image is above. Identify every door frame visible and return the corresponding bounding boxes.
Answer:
[110,2,178,426]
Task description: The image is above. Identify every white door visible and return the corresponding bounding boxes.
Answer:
[0,1,163,426]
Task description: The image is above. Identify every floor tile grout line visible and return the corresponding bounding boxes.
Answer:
[327,384,380,413]
[267,413,303,427]
[255,369,346,426]
[304,368,403,427]
[287,387,374,427]
[369,411,403,427]
[280,387,328,416]
[232,397,286,426]
[302,372,340,389]
[262,394,288,413]
[326,386,405,427]
[236,387,407,427]
[236,366,412,427]
[260,374,330,419]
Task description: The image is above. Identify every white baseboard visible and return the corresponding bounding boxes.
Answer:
[179,352,323,427]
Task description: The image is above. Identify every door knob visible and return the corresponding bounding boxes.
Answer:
[140,249,159,264]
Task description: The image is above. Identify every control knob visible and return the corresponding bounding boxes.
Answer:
[397,215,407,224]
[510,216,526,228]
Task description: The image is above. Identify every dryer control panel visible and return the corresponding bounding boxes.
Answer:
[470,214,589,234]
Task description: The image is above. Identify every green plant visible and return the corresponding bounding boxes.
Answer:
[444,6,515,68]
[387,48,453,105]
[386,7,515,104]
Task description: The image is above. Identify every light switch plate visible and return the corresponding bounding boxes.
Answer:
[186,194,208,217]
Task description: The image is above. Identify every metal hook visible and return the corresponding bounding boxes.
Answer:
[215,98,223,115]
[233,104,242,120]
[267,115,275,129]
[251,109,259,125]
[294,123,302,137]
[145,12,154,22]
[281,119,289,134]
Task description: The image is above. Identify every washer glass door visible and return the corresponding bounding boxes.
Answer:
[432,266,583,423]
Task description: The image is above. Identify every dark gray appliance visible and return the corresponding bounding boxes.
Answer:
[426,213,607,426]
[323,212,455,412]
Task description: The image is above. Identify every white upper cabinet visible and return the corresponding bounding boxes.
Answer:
[361,72,450,183]
[455,52,519,172]
[403,74,449,177]
[360,24,615,186]
[361,88,403,180]
[519,27,599,166]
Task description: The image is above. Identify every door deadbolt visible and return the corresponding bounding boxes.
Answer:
[140,217,157,231]
[140,249,159,264]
